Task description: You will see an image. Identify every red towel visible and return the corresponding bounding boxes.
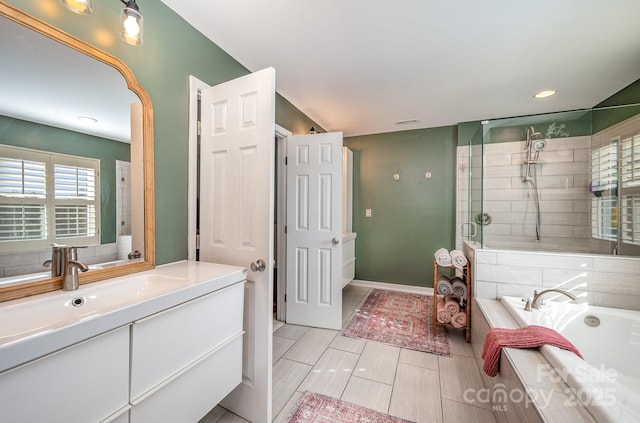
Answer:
[481,325,583,377]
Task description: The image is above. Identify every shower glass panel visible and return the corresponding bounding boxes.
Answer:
[479,109,611,253]
[456,122,484,249]
[460,99,640,258]
[469,130,483,246]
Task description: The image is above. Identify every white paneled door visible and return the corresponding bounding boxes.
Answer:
[286,132,343,330]
[199,68,275,423]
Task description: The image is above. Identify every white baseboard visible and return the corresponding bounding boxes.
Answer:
[348,279,434,296]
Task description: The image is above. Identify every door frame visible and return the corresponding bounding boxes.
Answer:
[187,75,209,261]
[274,126,290,323]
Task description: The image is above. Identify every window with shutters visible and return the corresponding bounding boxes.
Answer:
[621,135,640,188]
[621,195,640,245]
[590,140,618,241]
[0,145,100,252]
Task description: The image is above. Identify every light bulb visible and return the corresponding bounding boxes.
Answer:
[120,7,143,46]
[60,0,92,15]
[124,16,140,37]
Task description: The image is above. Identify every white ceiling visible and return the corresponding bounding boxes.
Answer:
[160,0,640,137]
[0,16,138,143]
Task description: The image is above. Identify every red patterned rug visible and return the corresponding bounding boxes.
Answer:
[286,391,414,423]
[342,289,450,356]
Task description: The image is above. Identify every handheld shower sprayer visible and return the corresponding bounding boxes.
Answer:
[522,126,546,240]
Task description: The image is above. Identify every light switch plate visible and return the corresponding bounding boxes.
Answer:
[365,209,372,217]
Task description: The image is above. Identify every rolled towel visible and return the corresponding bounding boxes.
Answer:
[450,249,468,269]
[444,295,460,315]
[436,300,451,324]
[436,275,453,296]
[434,248,452,267]
[451,277,467,299]
[451,311,467,328]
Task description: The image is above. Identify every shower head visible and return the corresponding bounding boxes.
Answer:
[527,126,543,141]
[532,139,547,152]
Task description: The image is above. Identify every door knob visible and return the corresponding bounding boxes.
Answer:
[332,237,340,245]
[250,259,266,272]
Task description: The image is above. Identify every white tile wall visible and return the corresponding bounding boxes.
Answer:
[116,160,132,236]
[474,249,640,311]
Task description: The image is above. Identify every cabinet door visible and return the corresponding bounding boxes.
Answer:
[0,326,129,423]
[130,334,242,423]
[131,282,244,400]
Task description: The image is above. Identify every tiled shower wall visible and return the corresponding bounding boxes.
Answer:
[457,136,602,253]
[472,248,640,311]
[116,160,132,236]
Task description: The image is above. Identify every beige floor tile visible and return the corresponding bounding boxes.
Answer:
[272,391,304,423]
[273,335,296,364]
[442,399,497,423]
[298,347,359,398]
[212,411,250,423]
[447,327,474,357]
[353,341,400,385]
[274,324,310,341]
[341,375,393,414]
[399,348,439,371]
[330,334,366,354]
[282,327,338,365]
[342,285,371,327]
[272,358,312,416]
[198,405,227,423]
[389,363,443,423]
[439,354,491,409]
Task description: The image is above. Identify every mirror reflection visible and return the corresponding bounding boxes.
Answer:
[0,14,144,285]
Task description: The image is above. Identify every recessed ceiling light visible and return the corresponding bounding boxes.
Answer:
[534,90,556,99]
[77,116,98,123]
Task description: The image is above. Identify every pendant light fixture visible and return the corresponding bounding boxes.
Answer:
[119,0,144,46]
[60,0,92,15]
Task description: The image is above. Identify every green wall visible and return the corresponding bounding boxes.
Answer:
[593,79,640,133]
[0,114,129,244]
[345,126,457,287]
[7,0,322,265]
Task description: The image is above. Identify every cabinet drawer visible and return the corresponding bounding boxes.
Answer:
[131,281,244,400]
[130,334,242,423]
[0,326,129,423]
[342,237,355,262]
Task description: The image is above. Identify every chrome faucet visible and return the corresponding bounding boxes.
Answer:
[61,246,89,291]
[43,245,64,277]
[524,289,577,311]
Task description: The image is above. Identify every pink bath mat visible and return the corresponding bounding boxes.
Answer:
[342,289,450,356]
[286,391,414,423]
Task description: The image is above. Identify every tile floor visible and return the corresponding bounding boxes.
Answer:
[201,285,497,423]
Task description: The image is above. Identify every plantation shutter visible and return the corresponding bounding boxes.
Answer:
[0,156,47,242]
[0,146,100,252]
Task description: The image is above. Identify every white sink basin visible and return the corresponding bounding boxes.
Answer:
[0,274,188,346]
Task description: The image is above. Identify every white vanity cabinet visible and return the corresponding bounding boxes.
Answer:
[0,262,247,423]
[129,281,245,423]
[0,326,130,423]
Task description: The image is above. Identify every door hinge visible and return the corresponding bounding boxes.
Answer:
[285,156,288,165]
[196,234,200,249]
[197,120,202,136]
[284,225,287,234]
[284,294,287,302]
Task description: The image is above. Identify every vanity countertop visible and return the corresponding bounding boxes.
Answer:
[0,260,246,373]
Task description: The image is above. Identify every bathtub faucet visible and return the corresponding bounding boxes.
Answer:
[524,289,577,311]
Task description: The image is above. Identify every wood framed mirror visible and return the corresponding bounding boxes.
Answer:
[0,2,154,302]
